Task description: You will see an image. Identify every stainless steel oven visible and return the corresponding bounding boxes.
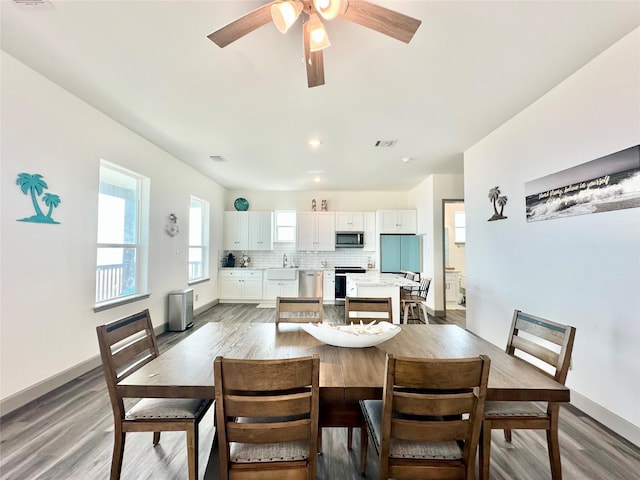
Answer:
[334,266,366,305]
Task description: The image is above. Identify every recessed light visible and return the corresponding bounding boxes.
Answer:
[308,139,322,148]
[402,157,412,163]
[314,177,321,183]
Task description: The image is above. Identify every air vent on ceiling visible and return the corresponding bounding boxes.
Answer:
[209,155,226,162]
[375,139,398,148]
[13,0,53,6]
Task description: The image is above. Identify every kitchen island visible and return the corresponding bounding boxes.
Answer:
[346,272,419,324]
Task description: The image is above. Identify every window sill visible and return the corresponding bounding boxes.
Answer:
[188,277,210,286]
[93,292,151,313]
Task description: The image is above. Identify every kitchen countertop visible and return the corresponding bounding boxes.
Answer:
[346,272,418,288]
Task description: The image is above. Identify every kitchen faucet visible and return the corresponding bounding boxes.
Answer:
[283,254,287,268]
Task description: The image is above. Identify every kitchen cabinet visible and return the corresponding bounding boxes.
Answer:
[248,211,273,251]
[219,269,263,301]
[296,212,335,251]
[323,270,335,304]
[223,211,249,250]
[363,212,376,252]
[263,279,298,300]
[377,210,417,234]
[335,212,364,231]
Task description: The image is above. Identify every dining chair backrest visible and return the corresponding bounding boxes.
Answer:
[506,310,576,384]
[214,355,320,480]
[96,309,160,419]
[345,296,393,324]
[368,353,491,479]
[275,296,323,325]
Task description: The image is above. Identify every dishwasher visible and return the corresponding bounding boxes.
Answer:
[299,270,323,298]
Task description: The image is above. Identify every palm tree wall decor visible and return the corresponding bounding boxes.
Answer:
[16,173,61,224]
[488,186,508,221]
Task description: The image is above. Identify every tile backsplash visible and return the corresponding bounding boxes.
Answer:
[219,244,375,269]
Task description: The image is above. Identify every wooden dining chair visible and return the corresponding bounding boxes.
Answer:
[96,309,213,480]
[479,310,576,480]
[361,353,491,479]
[345,296,393,324]
[275,296,323,325]
[400,276,431,324]
[214,355,320,480]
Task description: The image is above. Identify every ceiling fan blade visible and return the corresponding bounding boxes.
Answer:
[304,23,325,88]
[208,2,277,48]
[340,1,421,44]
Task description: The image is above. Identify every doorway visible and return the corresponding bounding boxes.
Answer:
[442,200,466,314]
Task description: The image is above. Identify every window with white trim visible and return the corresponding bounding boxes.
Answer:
[275,210,296,243]
[96,161,149,304]
[189,196,209,282]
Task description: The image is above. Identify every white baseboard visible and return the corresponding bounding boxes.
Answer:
[570,389,640,447]
[0,355,102,417]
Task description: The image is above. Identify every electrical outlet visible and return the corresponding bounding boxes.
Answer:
[195,293,199,301]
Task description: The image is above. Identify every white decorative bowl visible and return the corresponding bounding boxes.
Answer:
[302,321,400,348]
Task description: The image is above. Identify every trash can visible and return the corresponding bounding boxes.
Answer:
[168,289,194,331]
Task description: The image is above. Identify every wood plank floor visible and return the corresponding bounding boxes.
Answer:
[1,304,639,479]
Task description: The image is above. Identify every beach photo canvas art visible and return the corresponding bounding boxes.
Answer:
[525,145,640,222]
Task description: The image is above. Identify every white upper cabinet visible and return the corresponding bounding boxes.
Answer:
[335,212,364,231]
[363,212,376,251]
[224,211,273,251]
[297,212,336,251]
[248,211,273,251]
[223,211,249,250]
[377,210,417,234]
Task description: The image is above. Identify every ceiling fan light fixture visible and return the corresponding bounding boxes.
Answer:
[313,0,348,20]
[307,14,331,52]
[271,0,303,34]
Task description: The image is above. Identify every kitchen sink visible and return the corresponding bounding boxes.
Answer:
[265,268,298,280]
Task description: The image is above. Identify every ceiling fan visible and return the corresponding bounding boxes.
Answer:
[207,0,421,88]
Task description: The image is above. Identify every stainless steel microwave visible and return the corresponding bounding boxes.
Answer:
[335,231,364,248]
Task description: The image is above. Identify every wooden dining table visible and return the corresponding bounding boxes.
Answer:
[118,322,570,404]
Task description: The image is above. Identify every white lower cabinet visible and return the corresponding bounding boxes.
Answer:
[219,269,263,301]
[323,271,335,304]
[263,279,299,300]
[445,271,461,307]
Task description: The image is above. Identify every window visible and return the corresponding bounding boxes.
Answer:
[275,210,296,243]
[96,161,149,305]
[454,211,466,244]
[189,196,209,282]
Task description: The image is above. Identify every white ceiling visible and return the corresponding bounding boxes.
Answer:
[2,1,639,191]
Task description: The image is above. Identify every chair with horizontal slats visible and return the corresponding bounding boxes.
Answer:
[479,310,576,480]
[345,296,393,325]
[96,309,213,480]
[214,355,320,480]
[361,353,491,479]
[275,296,323,325]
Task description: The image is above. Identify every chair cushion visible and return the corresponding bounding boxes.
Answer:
[125,398,210,420]
[230,440,309,463]
[361,400,463,460]
[484,401,547,418]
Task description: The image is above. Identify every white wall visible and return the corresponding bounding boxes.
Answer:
[409,174,464,313]
[225,190,410,212]
[464,29,640,445]
[0,53,226,410]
